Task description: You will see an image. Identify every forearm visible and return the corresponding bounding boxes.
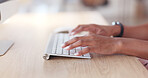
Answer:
[122,24,148,40]
[116,38,148,59]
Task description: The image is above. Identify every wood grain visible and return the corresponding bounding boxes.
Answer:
[0,12,147,78]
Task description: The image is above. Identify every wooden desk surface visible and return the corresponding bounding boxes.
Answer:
[0,12,147,78]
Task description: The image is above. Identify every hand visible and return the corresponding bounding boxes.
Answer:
[62,35,121,56]
[70,24,121,37]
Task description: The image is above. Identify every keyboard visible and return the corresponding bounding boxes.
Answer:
[43,33,91,60]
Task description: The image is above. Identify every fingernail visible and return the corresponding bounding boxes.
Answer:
[64,46,70,50]
[74,53,79,56]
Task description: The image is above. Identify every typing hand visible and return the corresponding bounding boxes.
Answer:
[69,24,120,37]
[62,34,121,56]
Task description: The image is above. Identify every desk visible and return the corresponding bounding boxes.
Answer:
[0,12,147,78]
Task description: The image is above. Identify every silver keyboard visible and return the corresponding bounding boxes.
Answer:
[43,33,91,60]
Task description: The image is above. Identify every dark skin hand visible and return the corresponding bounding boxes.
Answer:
[62,24,148,70]
[62,35,120,56]
[70,24,120,36]
[71,24,148,40]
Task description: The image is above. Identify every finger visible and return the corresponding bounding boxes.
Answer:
[71,26,81,33]
[62,36,90,48]
[70,25,83,35]
[72,27,91,35]
[71,25,86,32]
[71,25,89,35]
[65,39,93,50]
[74,47,93,56]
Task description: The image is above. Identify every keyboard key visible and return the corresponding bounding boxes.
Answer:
[63,34,69,43]
[70,49,76,55]
[62,34,69,55]
[63,49,69,55]
[51,34,58,54]
[84,53,90,57]
[57,33,64,54]
[76,47,81,52]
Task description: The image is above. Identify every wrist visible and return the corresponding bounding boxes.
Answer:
[112,25,121,37]
[111,22,125,37]
[113,38,123,54]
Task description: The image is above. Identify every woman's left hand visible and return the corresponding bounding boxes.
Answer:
[62,35,121,56]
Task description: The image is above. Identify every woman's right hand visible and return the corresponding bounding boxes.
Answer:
[70,24,121,37]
